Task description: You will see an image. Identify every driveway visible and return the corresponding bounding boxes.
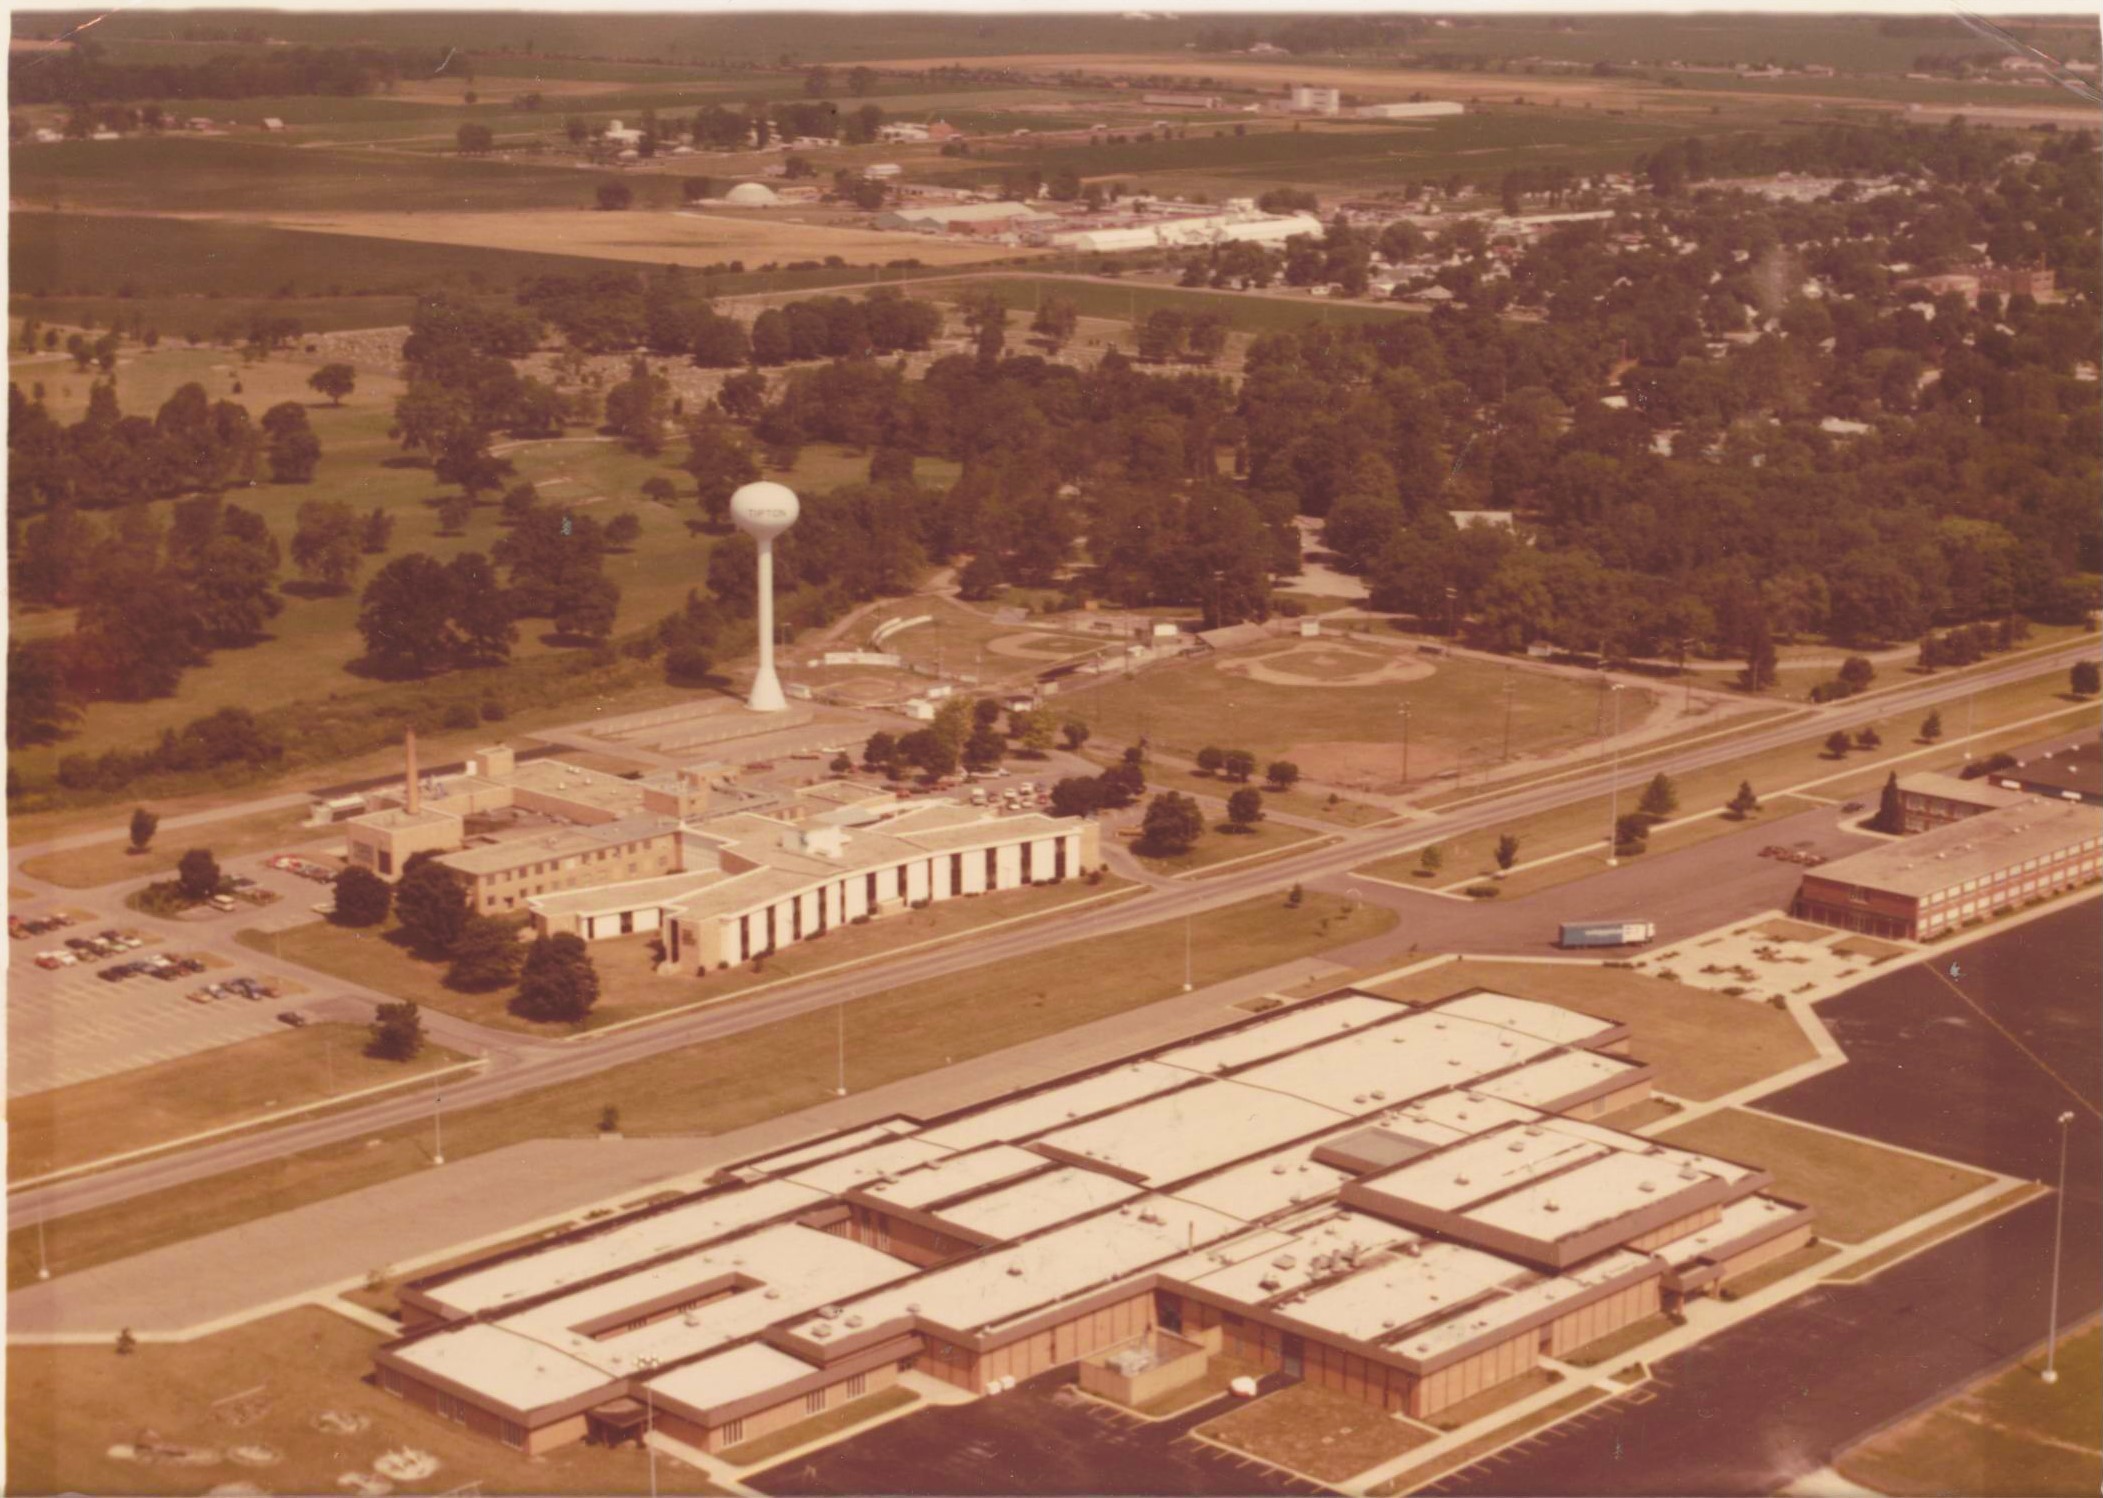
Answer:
[1427,899,2102,1497]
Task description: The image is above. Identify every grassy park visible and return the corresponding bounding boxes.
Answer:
[19,805,327,889]
[7,1024,466,1183]
[1656,1109,1994,1245]
[1837,1322,2102,1497]
[11,890,1390,1288]
[1130,816,1320,877]
[1364,959,1817,1102]
[243,873,1140,1033]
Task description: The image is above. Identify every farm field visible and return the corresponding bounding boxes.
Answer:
[1062,647,1636,794]
[7,1024,466,1183]
[246,206,1049,271]
[10,890,1390,1289]
[927,273,1422,337]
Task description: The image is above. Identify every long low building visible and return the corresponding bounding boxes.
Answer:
[373,988,1811,1457]
[1794,797,2103,939]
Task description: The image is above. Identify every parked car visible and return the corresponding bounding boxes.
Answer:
[34,951,66,970]
[277,1011,308,1028]
[208,894,238,912]
[1840,801,1864,814]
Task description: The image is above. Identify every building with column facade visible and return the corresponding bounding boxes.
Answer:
[371,988,1812,1460]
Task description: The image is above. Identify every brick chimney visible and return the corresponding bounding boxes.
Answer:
[405,728,420,815]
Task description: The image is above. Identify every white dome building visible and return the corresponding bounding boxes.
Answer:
[723,182,782,208]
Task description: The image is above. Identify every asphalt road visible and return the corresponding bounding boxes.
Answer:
[1426,899,2103,1497]
[10,639,2094,1228]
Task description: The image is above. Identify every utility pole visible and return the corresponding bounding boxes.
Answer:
[2044,1109,2076,1382]
[1606,683,1626,867]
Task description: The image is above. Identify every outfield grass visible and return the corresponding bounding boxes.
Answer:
[1062,650,1627,780]
[244,873,1139,1033]
[10,889,1390,1289]
[1657,1109,1994,1245]
[1363,960,1816,1102]
[7,1024,464,1183]
[18,805,328,888]
[4,1307,730,1498]
[1837,1322,2102,1498]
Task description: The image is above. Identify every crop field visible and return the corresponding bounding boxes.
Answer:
[934,108,1708,197]
[254,206,1049,271]
[927,274,1419,337]
[9,137,696,214]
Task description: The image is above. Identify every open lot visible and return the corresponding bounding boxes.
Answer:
[8,1023,463,1183]
[19,805,328,890]
[4,1305,727,1497]
[1838,1322,2102,1497]
[1656,1108,1994,1245]
[1361,960,1816,1102]
[10,891,1390,1289]
[1064,649,1633,795]
[247,872,1139,1033]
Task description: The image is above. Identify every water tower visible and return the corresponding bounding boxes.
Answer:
[730,480,800,712]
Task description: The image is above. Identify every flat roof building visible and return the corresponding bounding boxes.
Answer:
[374,988,1810,1457]
[1893,771,2033,833]
[1983,731,2103,807]
[1794,798,2103,940]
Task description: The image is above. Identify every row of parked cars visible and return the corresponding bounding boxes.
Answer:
[186,975,283,1004]
[10,910,85,940]
[266,855,337,884]
[1759,845,1830,867]
[99,952,206,982]
[34,929,145,968]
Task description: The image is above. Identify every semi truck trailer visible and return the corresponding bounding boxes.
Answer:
[1558,919,1657,949]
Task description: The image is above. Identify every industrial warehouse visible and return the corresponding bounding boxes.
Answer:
[370,988,1813,1459]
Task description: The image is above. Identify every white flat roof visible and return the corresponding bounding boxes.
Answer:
[805,1195,1246,1338]
[1434,992,1621,1049]
[1230,1009,1559,1114]
[860,1145,1047,1211]
[1035,1079,1348,1185]
[929,1165,1145,1242]
[918,1062,1196,1151]
[395,1321,613,1413]
[1168,1137,1356,1222]
[1184,1210,1419,1305]
[1288,1239,1525,1346]
[783,1137,954,1195]
[425,1179,827,1316]
[645,1342,816,1413]
[1370,1125,1610,1214]
[1399,1248,1655,1360]
[1472,1052,1643,1110]
[1667,1195,1804,1265]
[1469,1150,1713,1240]
[501,1222,908,1376]
[736,1119,917,1177]
[1152,995,1407,1076]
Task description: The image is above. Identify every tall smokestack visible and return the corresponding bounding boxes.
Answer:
[405,728,420,815]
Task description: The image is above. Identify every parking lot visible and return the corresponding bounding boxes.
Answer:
[8,922,294,1101]
[753,1369,1325,1497]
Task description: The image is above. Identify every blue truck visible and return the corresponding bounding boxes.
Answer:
[1558,919,1657,950]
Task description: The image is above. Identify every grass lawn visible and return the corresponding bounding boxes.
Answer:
[1827,1184,2049,1285]
[1363,960,1817,1102]
[244,874,1139,1033]
[7,1024,464,1184]
[1426,1368,1562,1432]
[17,806,329,888]
[1132,818,1318,877]
[4,1306,730,1497]
[1837,1322,2102,1498]
[718,1385,917,1468]
[1199,1382,1436,1484]
[1369,1387,1610,1497]
[1657,1109,1995,1245]
[1085,753,1392,829]
[13,891,1389,1290]
[1063,649,1628,783]
[1365,667,2085,887]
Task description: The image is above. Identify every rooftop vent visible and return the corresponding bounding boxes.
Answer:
[1543,1201,1560,1213]
[811,1322,833,1338]
[1638,1181,1657,1194]
[1006,1264,1025,1277]
[1455,1174,1471,1186]
[844,1314,864,1329]
[1272,1164,1289,1176]
[820,1305,843,1320]
[1272,1255,1297,1270]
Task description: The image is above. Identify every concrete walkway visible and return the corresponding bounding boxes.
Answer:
[7,953,1344,1339]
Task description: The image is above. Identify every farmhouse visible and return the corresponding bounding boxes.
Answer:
[1793,798,2103,940]
[372,988,1812,1456]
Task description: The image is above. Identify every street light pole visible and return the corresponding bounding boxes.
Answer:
[36,1207,49,1281]
[1606,683,1626,868]
[2043,1109,2076,1383]
[836,1000,847,1097]
[1502,670,1515,763]
[1183,914,1193,992]
[432,1092,445,1166]
[1398,703,1411,788]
